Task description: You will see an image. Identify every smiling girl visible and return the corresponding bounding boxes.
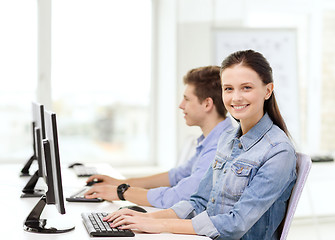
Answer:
[103,50,297,240]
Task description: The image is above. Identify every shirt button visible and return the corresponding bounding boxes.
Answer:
[223,169,227,174]
[211,198,215,203]
[238,143,242,149]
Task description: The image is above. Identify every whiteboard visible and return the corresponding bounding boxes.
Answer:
[213,28,299,144]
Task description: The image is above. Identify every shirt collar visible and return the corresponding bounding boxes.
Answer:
[197,117,233,149]
[232,113,273,151]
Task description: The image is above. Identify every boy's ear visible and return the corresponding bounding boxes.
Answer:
[204,97,214,110]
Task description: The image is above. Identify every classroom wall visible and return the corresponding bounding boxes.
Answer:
[321,10,335,151]
[167,0,335,162]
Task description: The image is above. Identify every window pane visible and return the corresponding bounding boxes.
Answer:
[0,0,37,161]
[52,0,152,165]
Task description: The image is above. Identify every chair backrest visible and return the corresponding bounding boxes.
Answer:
[175,135,197,167]
[279,152,312,240]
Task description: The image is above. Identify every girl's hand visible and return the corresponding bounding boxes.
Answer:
[104,209,163,233]
[103,208,148,222]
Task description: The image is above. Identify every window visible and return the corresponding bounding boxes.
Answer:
[0,0,152,165]
[51,0,152,165]
[0,0,37,161]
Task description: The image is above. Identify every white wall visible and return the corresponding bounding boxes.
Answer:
[154,0,328,167]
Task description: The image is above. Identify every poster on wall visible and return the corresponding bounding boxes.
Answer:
[213,28,300,145]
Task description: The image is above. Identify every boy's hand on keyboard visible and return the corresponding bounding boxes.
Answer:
[84,184,118,201]
[86,174,123,186]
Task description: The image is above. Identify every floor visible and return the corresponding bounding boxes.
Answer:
[287,160,335,239]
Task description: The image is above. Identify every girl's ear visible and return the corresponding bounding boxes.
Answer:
[265,83,274,100]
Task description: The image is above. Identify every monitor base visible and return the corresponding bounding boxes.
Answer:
[23,195,75,234]
[24,218,75,234]
[20,189,44,198]
[20,172,32,177]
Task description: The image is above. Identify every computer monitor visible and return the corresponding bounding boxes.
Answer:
[21,103,47,197]
[20,102,46,176]
[23,111,75,233]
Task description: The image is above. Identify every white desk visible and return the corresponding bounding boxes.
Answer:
[0,163,209,240]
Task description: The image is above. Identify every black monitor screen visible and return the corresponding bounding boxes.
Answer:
[20,102,46,197]
[32,102,46,177]
[35,127,54,203]
[43,111,66,214]
[34,119,47,179]
[34,127,47,180]
[32,102,46,139]
[20,102,45,177]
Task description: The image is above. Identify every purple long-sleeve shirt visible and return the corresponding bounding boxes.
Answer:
[147,118,233,208]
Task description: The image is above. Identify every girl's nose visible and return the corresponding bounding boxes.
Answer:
[232,90,242,101]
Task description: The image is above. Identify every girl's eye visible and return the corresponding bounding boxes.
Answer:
[243,86,251,90]
[224,87,232,91]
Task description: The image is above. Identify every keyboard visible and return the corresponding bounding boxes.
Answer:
[73,165,98,177]
[82,212,135,237]
[311,155,334,163]
[66,186,104,202]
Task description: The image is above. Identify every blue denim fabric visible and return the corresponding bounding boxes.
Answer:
[147,118,233,208]
[171,113,297,240]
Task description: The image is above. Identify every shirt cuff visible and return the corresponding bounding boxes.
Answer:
[191,211,220,239]
[168,169,177,186]
[170,201,196,219]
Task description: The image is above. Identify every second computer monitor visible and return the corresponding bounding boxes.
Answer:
[20,102,46,176]
[20,102,47,197]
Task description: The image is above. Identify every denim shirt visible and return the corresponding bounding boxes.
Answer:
[171,113,297,240]
[147,118,233,208]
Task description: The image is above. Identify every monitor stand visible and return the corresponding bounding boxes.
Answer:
[20,170,44,198]
[20,155,37,177]
[23,195,75,233]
